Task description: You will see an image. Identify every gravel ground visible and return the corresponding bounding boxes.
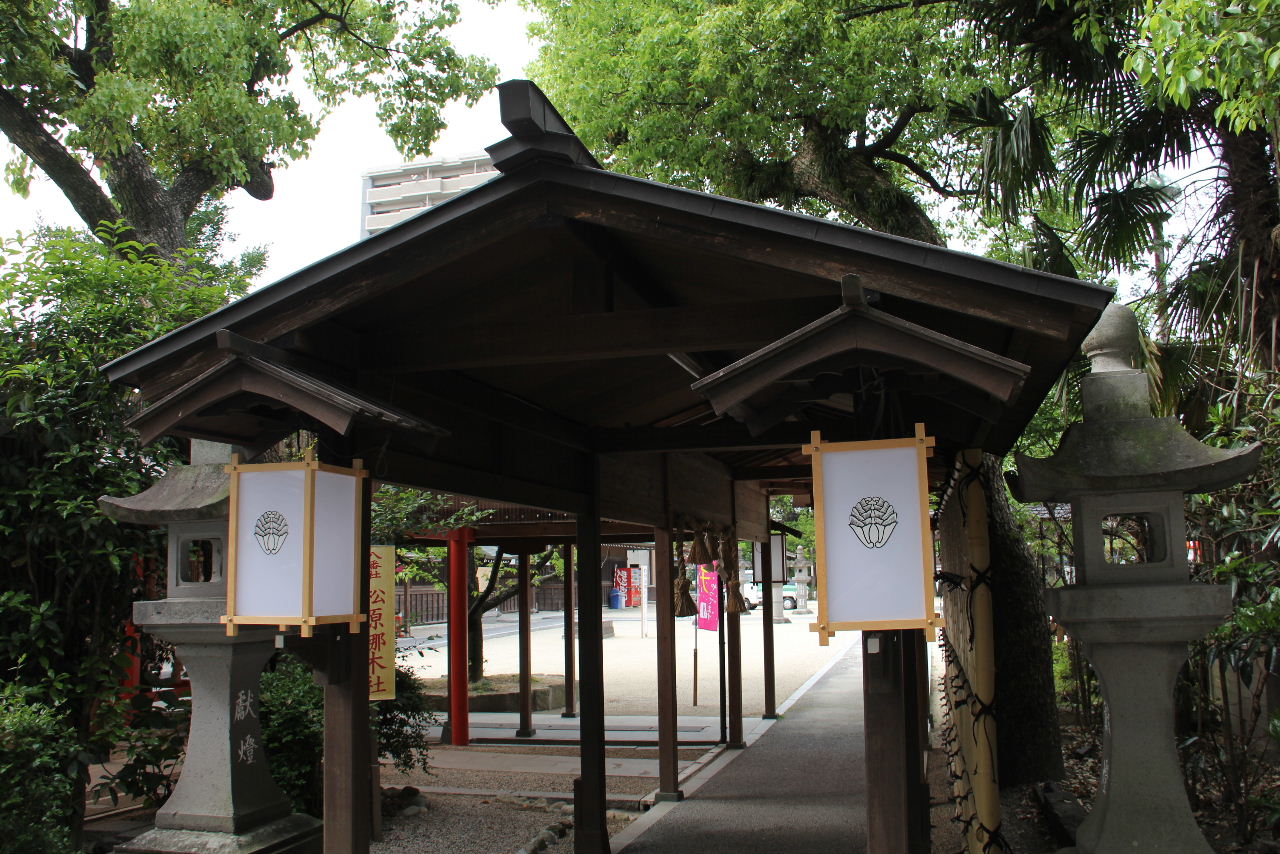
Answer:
[371,794,575,854]
[387,764,659,796]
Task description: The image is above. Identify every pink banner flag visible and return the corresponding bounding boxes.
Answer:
[696,564,720,630]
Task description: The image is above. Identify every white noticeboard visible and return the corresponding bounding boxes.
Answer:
[805,424,940,644]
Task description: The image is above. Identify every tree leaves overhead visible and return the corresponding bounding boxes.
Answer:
[529,0,996,240]
[0,0,498,257]
[1077,180,1178,264]
[947,87,1058,219]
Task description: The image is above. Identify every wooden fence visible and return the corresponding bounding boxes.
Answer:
[393,581,656,624]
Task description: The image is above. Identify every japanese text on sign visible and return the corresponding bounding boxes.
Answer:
[368,545,397,699]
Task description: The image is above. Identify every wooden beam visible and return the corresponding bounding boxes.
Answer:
[123,199,555,399]
[732,465,812,481]
[691,304,1031,418]
[407,520,652,543]
[592,422,825,454]
[358,369,591,453]
[362,447,590,515]
[371,298,838,373]
[558,201,1079,341]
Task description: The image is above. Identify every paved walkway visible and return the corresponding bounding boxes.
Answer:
[425,712,723,745]
[613,642,867,854]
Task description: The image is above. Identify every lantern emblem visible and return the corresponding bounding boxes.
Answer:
[848,496,898,549]
[253,510,289,555]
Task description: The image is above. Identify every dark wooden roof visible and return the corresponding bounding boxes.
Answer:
[104,81,1111,515]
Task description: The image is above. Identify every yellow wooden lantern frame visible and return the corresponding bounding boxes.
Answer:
[804,423,942,645]
[221,450,368,637]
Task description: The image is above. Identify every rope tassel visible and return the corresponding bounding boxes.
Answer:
[673,534,698,617]
[719,527,749,615]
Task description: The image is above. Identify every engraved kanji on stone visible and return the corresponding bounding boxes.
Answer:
[237,734,258,764]
[234,689,257,722]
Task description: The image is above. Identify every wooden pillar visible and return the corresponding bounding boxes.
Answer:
[653,526,682,800]
[562,544,577,718]
[316,631,371,854]
[517,551,536,738]
[574,457,611,854]
[446,528,472,746]
[726,599,744,748]
[863,628,929,854]
[760,534,778,719]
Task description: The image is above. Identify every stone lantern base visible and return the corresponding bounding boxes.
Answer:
[124,599,323,854]
[117,814,321,854]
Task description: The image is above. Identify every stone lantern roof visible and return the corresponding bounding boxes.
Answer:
[97,440,230,524]
[1009,304,1261,502]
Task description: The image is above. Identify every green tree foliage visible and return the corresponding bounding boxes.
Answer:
[0,0,497,257]
[1130,0,1280,138]
[0,686,78,854]
[529,0,998,244]
[258,651,435,816]
[1179,380,1280,842]
[370,483,490,638]
[0,227,242,837]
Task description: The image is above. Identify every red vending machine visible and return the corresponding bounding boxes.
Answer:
[626,565,643,606]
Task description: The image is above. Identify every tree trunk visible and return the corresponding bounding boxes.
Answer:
[103,147,187,258]
[467,548,485,683]
[467,609,485,683]
[1216,124,1280,363]
[790,125,945,246]
[983,454,1065,784]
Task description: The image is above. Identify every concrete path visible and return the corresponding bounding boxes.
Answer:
[612,642,867,854]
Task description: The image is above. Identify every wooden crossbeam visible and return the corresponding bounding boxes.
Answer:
[372,297,839,373]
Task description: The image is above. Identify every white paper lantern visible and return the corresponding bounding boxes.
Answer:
[805,424,940,645]
[221,451,368,637]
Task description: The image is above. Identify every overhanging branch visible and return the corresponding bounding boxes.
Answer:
[0,87,124,238]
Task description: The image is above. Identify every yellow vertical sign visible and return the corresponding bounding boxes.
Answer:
[368,545,397,700]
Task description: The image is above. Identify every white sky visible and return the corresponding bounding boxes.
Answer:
[0,0,539,287]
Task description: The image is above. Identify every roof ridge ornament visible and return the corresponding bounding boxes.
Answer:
[485,80,603,173]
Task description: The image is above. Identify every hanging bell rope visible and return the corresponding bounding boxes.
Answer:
[673,527,698,617]
[720,526,749,615]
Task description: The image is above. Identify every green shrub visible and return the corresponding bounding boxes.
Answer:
[92,687,191,808]
[258,652,435,816]
[0,687,78,854]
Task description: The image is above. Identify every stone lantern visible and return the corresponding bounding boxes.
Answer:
[1010,305,1260,854]
[100,441,321,854]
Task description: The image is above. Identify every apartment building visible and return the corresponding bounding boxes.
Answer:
[359,153,500,238]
